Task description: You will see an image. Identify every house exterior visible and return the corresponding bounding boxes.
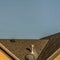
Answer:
[0,32,60,60]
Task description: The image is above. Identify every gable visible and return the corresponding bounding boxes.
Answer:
[0,39,48,60]
[0,43,19,60]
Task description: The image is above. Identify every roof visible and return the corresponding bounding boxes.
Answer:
[47,48,60,60]
[37,32,60,60]
[0,32,60,60]
[0,43,19,60]
[0,39,48,60]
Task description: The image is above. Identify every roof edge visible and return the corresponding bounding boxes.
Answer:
[0,43,20,60]
[47,48,60,60]
[40,32,60,40]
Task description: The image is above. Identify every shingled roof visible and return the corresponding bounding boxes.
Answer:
[0,32,60,60]
[0,39,48,60]
[37,32,60,60]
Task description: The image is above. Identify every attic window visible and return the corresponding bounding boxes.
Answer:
[10,39,16,43]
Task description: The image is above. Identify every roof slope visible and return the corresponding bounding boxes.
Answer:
[37,32,60,60]
[0,33,59,60]
[0,39,48,60]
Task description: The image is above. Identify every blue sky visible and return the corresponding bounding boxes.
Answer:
[0,0,60,39]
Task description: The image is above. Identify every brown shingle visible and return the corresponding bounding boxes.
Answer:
[0,33,60,60]
[0,39,48,60]
[37,32,60,60]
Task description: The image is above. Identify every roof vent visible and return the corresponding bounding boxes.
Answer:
[10,39,16,43]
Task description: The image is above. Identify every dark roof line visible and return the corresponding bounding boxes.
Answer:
[40,32,60,40]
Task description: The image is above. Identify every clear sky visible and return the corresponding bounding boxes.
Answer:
[0,0,60,39]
